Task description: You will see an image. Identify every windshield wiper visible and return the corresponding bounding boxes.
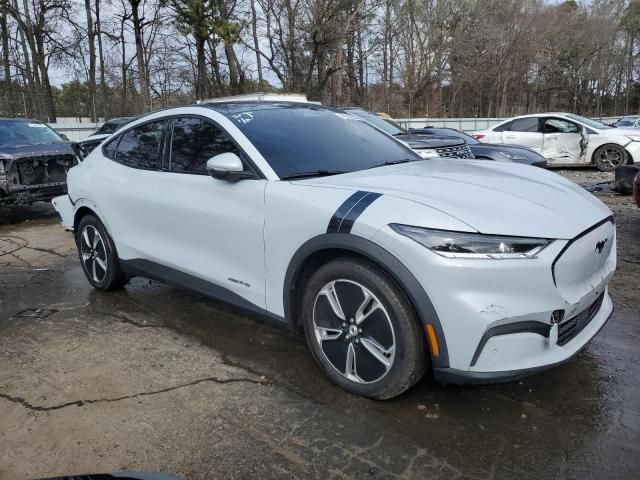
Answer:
[367,159,413,169]
[280,170,348,180]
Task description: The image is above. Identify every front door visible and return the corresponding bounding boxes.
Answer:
[541,117,588,165]
[154,115,267,310]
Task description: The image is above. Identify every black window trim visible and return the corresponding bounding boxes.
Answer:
[153,113,264,179]
[101,117,169,172]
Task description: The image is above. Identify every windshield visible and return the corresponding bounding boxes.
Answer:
[344,109,406,136]
[223,104,420,178]
[0,120,63,146]
[565,113,612,130]
[616,119,636,127]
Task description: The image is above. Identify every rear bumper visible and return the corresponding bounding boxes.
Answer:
[51,194,75,230]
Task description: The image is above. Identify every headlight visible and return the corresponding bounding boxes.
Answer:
[625,135,640,142]
[390,224,552,259]
[497,151,526,161]
[415,149,440,159]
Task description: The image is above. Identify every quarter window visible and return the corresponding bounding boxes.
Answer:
[170,117,240,174]
[115,120,166,169]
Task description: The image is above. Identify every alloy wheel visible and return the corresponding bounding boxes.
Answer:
[598,147,624,169]
[80,225,108,283]
[312,279,396,384]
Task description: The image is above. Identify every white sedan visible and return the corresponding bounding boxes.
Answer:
[53,101,615,399]
[474,113,640,171]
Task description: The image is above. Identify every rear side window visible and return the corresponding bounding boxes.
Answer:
[103,138,118,159]
[115,120,166,169]
[169,117,240,174]
[508,118,540,132]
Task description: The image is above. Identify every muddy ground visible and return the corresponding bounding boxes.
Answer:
[0,170,639,480]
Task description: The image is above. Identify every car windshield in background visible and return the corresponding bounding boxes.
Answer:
[345,109,406,136]
[565,113,612,130]
[0,120,62,146]
[222,104,420,178]
[616,119,636,127]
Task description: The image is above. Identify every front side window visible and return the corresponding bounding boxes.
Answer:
[115,120,166,169]
[544,118,580,134]
[219,104,419,179]
[169,118,240,174]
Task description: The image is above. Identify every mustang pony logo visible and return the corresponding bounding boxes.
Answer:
[595,238,608,254]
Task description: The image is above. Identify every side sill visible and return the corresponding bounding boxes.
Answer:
[120,258,290,330]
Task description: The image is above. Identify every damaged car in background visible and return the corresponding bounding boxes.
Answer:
[0,118,80,205]
[474,113,640,171]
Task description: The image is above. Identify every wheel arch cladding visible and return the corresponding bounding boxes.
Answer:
[73,206,97,232]
[284,233,450,369]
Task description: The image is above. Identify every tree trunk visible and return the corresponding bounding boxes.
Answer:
[84,0,96,121]
[250,0,263,88]
[131,0,150,112]
[1,0,15,116]
[95,0,107,118]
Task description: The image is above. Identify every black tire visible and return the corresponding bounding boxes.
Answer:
[76,214,127,290]
[594,144,626,172]
[301,257,428,400]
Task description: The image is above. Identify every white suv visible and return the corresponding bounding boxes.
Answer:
[474,113,640,171]
[53,101,615,399]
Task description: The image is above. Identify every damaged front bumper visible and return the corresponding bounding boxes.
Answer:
[0,153,73,205]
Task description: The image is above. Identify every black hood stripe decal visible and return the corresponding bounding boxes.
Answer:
[327,191,382,234]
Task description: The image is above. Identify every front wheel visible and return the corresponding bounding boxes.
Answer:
[594,144,626,172]
[76,214,128,290]
[302,258,428,400]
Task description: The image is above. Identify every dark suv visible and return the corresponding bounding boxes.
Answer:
[342,108,474,159]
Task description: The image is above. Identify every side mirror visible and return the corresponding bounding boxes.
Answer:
[60,133,69,141]
[206,152,253,181]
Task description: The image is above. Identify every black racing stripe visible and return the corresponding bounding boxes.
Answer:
[327,191,382,234]
[327,191,369,233]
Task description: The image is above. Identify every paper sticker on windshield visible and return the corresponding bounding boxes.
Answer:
[28,123,47,128]
[232,112,254,124]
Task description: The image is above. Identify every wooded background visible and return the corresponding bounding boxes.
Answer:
[1,0,640,122]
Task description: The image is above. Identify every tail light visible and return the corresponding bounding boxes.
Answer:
[473,134,485,140]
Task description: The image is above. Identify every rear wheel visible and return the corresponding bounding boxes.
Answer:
[594,144,626,172]
[76,214,127,290]
[302,257,428,399]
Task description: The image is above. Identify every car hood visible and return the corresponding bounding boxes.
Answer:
[394,134,465,149]
[300,159,611,239]
[0,141,76,160]
[599,127,639,137]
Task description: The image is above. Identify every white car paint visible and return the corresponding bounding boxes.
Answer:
[475,112,640,167]
[53,102,615,389]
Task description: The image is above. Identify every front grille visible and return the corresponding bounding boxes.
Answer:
[435,144,474,159]
[557,293,604,346]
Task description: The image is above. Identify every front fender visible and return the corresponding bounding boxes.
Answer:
[284,233,450,369]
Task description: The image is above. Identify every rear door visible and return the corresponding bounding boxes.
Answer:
[90,119,167,261]
[154,115,267,309]
[541,117,586,165]
[500,117,543,151]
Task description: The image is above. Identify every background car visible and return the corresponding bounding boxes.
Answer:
[0,118,79,205]
[612,116,640,128]
[342,107,474,159]
[409,126,546,167]
[473,113,640,171]
[80,117,134,154]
